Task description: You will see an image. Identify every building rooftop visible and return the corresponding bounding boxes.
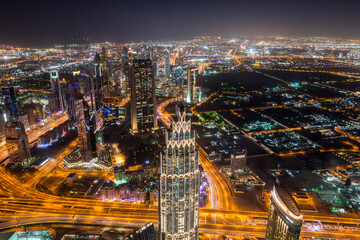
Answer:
[274,183,301,217]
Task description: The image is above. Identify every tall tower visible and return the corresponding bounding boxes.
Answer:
[1,85,19,121]
[100,47,112,96]
[121,46,131,95]
[74,94,105,163]
[75,96,91,162]
[159,111,200,240]
[49,70,64,112]
[265,183,303,240]
[130,59,158,133]
[91,53,104,111]
[186,67,198,104]
[5,121,31,165]
[164,49,171,78]
[2,85,31,165]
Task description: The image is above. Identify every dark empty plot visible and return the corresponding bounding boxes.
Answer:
[203,71,280,92]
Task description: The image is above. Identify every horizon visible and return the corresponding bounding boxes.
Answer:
[1,0,360,47]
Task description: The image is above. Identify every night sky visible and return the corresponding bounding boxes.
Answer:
[1,0,360,47]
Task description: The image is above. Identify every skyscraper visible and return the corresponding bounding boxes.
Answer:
[1,85,19,121]
[91,53,104,111]
[230,149,247,176]
[63,83,77,121]
[164,49,171,78]
[186,67,198,104]
[159,111,200,240]
[49,70,64,112]
[265,183,303,240]
[100,47,113,97]
[5,121,31,165]
[74,94,105,163]
[121,46,131,95]
[1,85,32,165]
[130,59,158,133]
[74,96,91,162]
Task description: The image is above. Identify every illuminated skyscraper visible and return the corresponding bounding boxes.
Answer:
[100,47,113,96]
[5,121,31,165]
[159,111,200,240]
[265,183,303,240]
[230,149,247,176]
[1,85,31,165]
[164,49,171,78]
[1,85,19,121]
[186,67,198,104]
[91,53,104,111]
[63,83,77,121]
[49,70,64,112]
[130,59,158,133]
[121,46,131,95]
[74,94,105,163]
[75,96,91,162]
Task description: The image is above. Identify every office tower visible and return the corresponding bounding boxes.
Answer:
[164,49,171,77]
[230,149,247,176]
[159,111,200,240]
[265,183,303,240]
[5,121,31,165]
[100,47,113,96]
[49,70,64,112]
[130,59,158,133]
[63,84,77,121]
[74,96,91,162]
[186,67,198,104]
[124,222,157,240]
[74,95,105,163]
[122,46,131,94]
[1,85,19,121]
[92,53,104,111]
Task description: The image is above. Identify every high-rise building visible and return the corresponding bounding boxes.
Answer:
[2,86,32,165]
[265,183,303,240]
[49,70,64,112]
[63,83,77,121]
[91,53,104,111]
[130,59,158,133]
[100,47,113,96]
[122,46,131,95]
[5,121,31,165]
[1,85,19,121]
[230,149,247,176]
[74,96,91,162]
[159,111,200,240]
[74,95,105,163]
[186,67,198,104]
[164,49,171,78]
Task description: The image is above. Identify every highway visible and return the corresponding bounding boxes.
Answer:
[0,113,69,162]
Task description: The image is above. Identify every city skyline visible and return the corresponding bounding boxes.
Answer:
[1,4,360,238]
